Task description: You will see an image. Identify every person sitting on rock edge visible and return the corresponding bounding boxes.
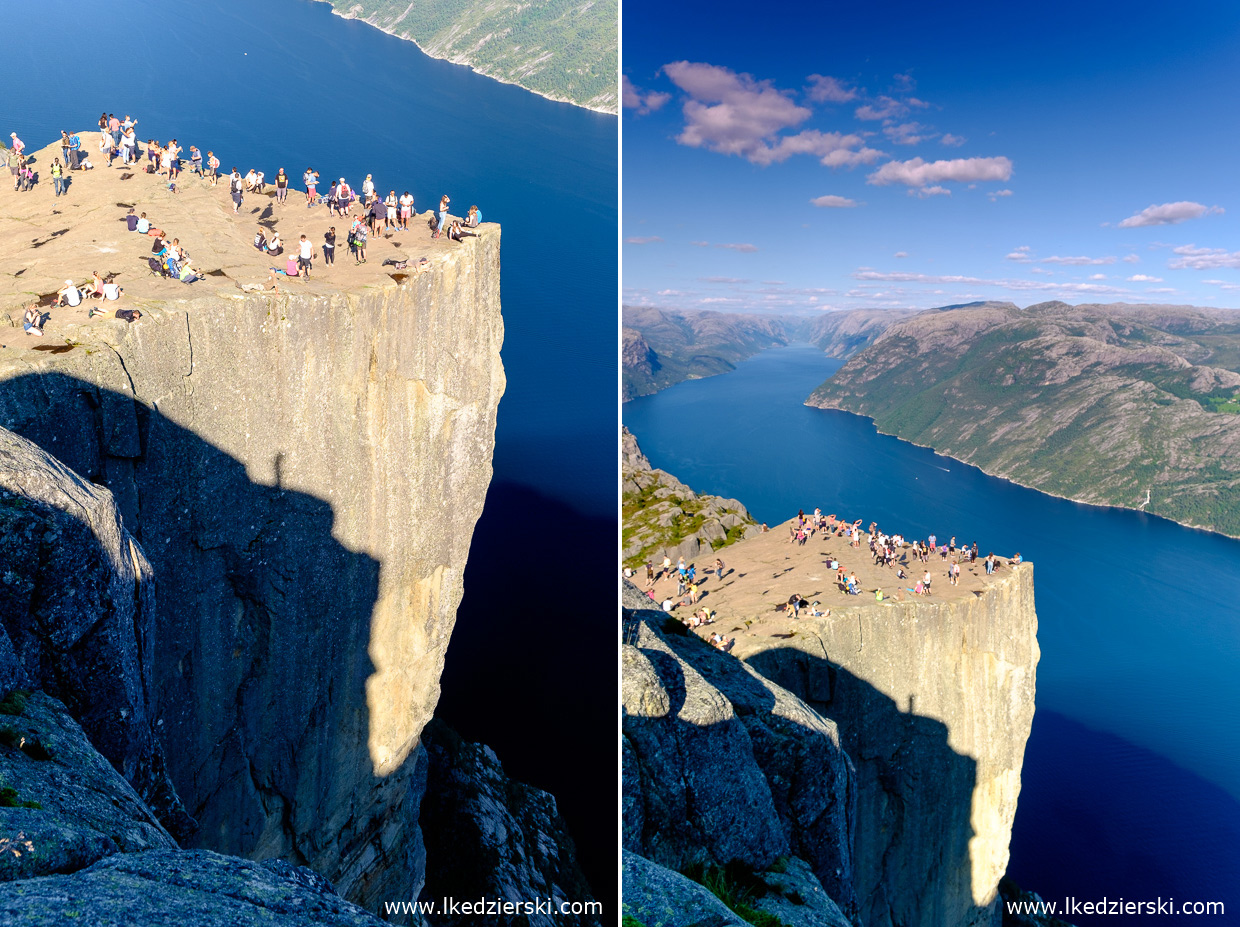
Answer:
[23,303,43,336]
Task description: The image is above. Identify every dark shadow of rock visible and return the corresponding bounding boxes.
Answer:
[0,374,427,917]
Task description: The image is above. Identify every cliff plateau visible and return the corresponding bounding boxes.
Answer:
[0,146,505,913]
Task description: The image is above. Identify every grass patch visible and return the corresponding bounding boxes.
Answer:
[683,862,791,927]
[0,691,29,716]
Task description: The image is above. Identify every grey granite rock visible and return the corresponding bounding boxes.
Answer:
[0,691,176,882]
[0,849,391,926]
[621,851,744,927]
[418,721,599,927]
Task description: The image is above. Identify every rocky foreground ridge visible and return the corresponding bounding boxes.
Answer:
[808,300,1240,537]
[621,435,1041,927]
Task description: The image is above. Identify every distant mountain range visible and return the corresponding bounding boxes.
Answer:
[318,0,617,113]
[622,306,915,400]
[808,300,1240,537]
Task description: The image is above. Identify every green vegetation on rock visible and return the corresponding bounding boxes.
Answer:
[808,301,1240,537]
[320,0,617,112]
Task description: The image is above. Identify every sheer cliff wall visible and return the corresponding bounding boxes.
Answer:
[741,564,1038,927]
[0,228,504,910]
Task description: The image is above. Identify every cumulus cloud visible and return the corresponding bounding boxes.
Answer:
[867,155,1013,188]
[811,194,859,208]
[662,61,882,168]
[1006,247,1031,262]
[1117,201,1223,228]
[883,122,929,145]
[806,74,857,103]
[855,96,907,121]
[988,189,1013,201]
[940,133,966,147]
[1123,254,1141,263]
[663,61,810,156]
[1089,273,1108,280]
[621,75,671,115]
[908,185,951,198]
[1127,274,1164,282]
[1167,245,1240,270]
[625,236,663,245]
[751,130,883,168]
[894,251,909,258]
[717,242,759,253]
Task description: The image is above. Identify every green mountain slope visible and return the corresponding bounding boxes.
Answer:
[319,0,617,113]
[808,301,1240,537]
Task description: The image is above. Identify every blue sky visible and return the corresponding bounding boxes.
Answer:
[623,0,1240,313]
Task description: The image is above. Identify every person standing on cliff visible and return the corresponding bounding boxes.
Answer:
[322,227,336,266]
[434,194,450,239]
[303,167,319,207]
[229,168,243,213]
[297,235,315,277]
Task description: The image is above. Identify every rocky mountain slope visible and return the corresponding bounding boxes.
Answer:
[319,0,618,113]
[808,301,1240,537]
[622,306,913,400]
[621,427,759,568]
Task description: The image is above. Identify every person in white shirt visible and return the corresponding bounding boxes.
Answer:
[297,235,314,277]
[102,279,120,300]
[57,279,82,308]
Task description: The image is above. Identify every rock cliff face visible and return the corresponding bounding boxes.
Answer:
[0,230,504,911]
[741,565,1039,927]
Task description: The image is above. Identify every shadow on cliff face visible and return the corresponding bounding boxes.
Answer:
[745,645,995,927]
[623,598,997,927]
[0,373,418,909]
[438,480,617,914]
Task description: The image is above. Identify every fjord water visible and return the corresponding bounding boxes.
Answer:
[2,0,615,905]
[625,345,1240,922]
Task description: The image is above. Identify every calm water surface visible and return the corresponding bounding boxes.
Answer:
[625,345,1240,923]
[2,0,616,905]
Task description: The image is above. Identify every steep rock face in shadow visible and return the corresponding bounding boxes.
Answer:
[0,231,504,912]
[742,565,1039,927]
[621,582,856,925]
[418,720,599,927]
[0,427,189,837]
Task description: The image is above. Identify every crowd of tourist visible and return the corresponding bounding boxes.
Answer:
[6,112,491,338]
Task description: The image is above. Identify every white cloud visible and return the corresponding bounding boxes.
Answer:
[662,61,883,168]
[811,194,859,208]
[625,236,663,244]
[621,75,671,115]
[1040,255,1116,266]
[1146,287,1176,294]
[908,185,951,198]
[1204,279,1240,291]
[883,122,929,145]
[867,155,1013,187]
[806,74,857,103]
[690,240,710,247]
[1089,273,1107,280]
[894,251,909,258]
[988,189,1013,201]
[717,242,759,253]
[656,289,685,296]
[1167,244,1240,270]
[851,268,1131,296]
[700,276,748,283]
[940,133,966,147]
[1127,274,1163,282]
[664,61,811,159]
[1006,247,1031,262]
[1117,201,1223,228]
[855,96,907,121]
[1123,254,1141,263]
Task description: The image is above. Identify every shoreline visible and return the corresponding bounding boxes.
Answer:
[319,3,617,116]
[806,398,1240,543]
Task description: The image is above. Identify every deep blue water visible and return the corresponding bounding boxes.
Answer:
[1,0,616,908]
[625,345,1240,923]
